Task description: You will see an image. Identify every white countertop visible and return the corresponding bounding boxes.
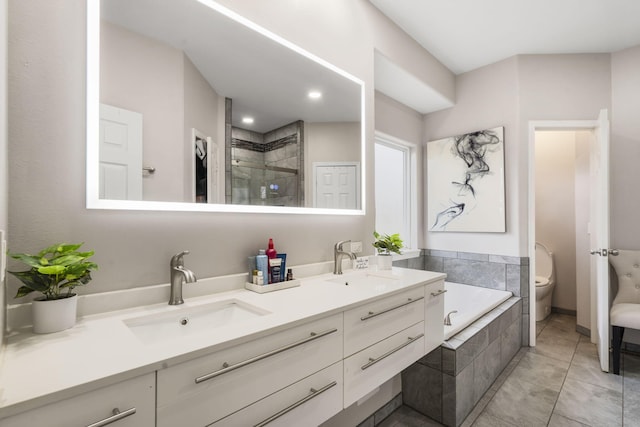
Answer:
[0,267,445,419]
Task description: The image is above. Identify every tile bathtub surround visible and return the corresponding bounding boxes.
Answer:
[402,298,522,427]
[385,313,640,427]
[356,393,404,427]
[396,249,530,347]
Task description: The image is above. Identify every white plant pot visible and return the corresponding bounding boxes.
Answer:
[32,294,78,334]
[376,254,393,270]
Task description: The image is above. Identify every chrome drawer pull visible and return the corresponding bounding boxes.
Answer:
[430,289,447,297]
[86,407,136,427]
[361,333,424,370]
[254,381,337,427]
[195,328,338,384]
[360,296,424,321]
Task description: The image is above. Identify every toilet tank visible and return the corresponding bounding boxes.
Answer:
[535,242,554,280]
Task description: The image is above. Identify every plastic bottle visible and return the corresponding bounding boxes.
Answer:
[256,249,269,286]
[266,239,277,284]
[266,238,277,260]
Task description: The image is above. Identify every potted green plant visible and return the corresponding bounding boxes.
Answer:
[372,231,403,270]
[8,243,98,334]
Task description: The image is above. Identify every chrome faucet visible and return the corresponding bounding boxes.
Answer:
[169,251,197,305]
[444,310,458,326]
[334,240,357,275]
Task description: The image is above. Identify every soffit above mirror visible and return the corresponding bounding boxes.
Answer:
[374,51,454,114]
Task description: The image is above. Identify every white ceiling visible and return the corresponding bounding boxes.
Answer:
[370,0,640,75]
[102,0,361,134]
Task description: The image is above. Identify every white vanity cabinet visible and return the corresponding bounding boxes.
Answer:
[424,279,446,354]
[342,286,426,406]
[343,286,425,357]
[156,313,343,427]
[210,361,343,426]
[0,373,155,427]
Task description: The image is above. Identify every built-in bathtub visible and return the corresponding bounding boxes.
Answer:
[402,283,522,427]
[444,282,513,340]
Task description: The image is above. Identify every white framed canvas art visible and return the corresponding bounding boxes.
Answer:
[426,127,505,233]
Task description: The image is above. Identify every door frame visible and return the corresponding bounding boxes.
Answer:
[527,118,600,347]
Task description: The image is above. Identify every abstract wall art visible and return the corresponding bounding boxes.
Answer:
[426,126,506,233]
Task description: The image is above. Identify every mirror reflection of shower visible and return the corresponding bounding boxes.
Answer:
[228,120,304,207]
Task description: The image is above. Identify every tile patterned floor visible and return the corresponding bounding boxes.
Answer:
[380,313,640,427]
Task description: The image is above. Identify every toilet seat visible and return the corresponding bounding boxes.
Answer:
[535,276,550,287]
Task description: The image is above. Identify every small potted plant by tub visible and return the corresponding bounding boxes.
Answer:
[8,243,98,334]
[372,231,403,270]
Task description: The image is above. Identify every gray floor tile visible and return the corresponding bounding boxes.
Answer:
[547,313,578,330]
[507,351,570,392]
[470,412,517,427]
[484,374,558,426]
[567,348,623,392]
[623,354,640,427]
[554,378,623,427]
[548,413,590,427]
[536,319,549,336]
[538,322,581,343]
[530,331,579,363]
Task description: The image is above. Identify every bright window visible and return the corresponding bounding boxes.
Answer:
[374,133,417,251]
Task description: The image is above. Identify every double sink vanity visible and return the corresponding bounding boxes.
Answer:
[0,267,446,426]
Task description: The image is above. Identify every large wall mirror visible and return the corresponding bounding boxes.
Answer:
[86,0,365,214]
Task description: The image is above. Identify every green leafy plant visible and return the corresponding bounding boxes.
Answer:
[8,243,98,300]
[372,231,403,255]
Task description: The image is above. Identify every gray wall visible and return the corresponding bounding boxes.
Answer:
[4,0,452,303]
[535,131,578,312]
[0,0,7,349]
[423,57,520,255]
[423,54,613,257]
[611,46,640,250]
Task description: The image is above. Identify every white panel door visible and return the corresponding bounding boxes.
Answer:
[314,164,358,209]
[589,108,610,372]
[99,104,142,200]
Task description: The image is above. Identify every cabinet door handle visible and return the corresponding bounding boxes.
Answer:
[361,334,424,370]
[430,289,447,297]
[86,407,136,427]
[195,328,338,384]
[360,296,424,321]
[254,381,337,427]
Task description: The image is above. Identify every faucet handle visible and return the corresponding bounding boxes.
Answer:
[335,240,351,251]
[171,250,190,267]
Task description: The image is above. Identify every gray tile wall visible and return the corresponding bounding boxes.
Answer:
[356,393,403,427]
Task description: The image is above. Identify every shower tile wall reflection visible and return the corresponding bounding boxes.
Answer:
[230,121,303,206]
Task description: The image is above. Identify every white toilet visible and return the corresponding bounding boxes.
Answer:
[535,242,556,321]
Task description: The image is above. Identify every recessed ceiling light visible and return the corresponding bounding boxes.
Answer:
[308,91,322,99]
[242,117,254,124]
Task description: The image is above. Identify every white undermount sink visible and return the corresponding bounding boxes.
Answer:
[124,299,270,345]
[327,270,400,287]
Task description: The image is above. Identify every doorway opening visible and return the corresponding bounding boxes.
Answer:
[533,130,594,335]
[528,111,609,365]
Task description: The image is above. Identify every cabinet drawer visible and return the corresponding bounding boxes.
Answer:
[344,322,424,407]
[343,286,424,356]
[0,373,155,427]
[157,313,343,427]
[424,280,446,354]
[210,361,343,427]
